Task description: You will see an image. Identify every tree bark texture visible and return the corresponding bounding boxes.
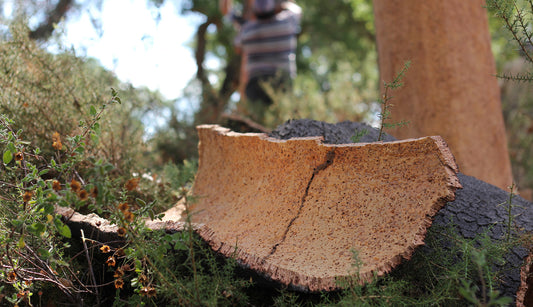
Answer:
[372,0,513,190]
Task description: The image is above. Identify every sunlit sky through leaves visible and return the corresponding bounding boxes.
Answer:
[61,0,204,101]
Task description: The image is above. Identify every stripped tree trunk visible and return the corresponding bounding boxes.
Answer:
[372,0,513,190]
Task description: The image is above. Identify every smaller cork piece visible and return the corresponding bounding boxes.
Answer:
[190,125,462,292]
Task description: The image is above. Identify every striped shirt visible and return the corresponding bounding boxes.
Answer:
[235,5,301,80]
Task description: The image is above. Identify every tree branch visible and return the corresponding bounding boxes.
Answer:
[29,0,74,40]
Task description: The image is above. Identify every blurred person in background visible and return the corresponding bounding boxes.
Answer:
[220,0,302,120]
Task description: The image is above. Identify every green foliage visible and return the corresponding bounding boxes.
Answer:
[377,61,410,141]
[499,183,520,243]
[258,67,378,129]
[0,25,245,301]
[103,190,251,306]
[487,0,533,196]
[0,21,169,173]
[0,21,243,305]
[0,98,122,305]
[351,128,369,143]
[149,108,200,164]
[486,0,533,81]
[0,91,246,306]
[320,224,515,307]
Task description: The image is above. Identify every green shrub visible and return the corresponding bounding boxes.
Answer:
[236,62,378,130]
[0,21,166,176]
[0,96,249,306]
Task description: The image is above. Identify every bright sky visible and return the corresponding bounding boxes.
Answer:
[62,0,204,100]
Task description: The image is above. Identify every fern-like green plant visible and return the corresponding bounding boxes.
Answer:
[377,61,410,141]
[486,0,533,82]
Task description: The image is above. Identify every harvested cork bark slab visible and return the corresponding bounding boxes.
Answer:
[191,125,462,291]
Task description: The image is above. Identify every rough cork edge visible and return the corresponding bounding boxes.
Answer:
[367,136,462,286]
[517,253,533,307]
[191,125,462,291]
[196,223,340,292]
[343,136,462,290]
[196,123,326,145]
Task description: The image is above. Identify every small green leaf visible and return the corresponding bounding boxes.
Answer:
[43,203,55,214]
[3,150,12,164]
[172,240,188,251]
[90,132,99,144]
[38,248,51,259]
[29,222,46,236]
[135,198,146,207]
[11,220,23,228]
[8,142,16,154]
[54,217,72,238]
[58,199,70,207]
[103,163,114,172]
[39,169,50,176]
[89,105,97,116]
[17,236,25,249]
[134,259,143,273]
[59,224,71,238]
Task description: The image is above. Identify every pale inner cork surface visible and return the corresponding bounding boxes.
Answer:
[190,125,461,291]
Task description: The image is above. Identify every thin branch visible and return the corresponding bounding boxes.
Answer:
[492,0,533,64]
[221,112,270,133]
[81,229,100,306]
[29,0,74,40]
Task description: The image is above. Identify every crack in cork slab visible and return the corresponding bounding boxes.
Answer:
[267,149,336,258]
[191,125,462,291]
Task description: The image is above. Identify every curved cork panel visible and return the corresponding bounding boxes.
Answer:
[191,125,462,291]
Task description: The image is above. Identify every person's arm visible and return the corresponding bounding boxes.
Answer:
[219,0,232,16]
[233,25,244,55]
[280,1,302,16]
